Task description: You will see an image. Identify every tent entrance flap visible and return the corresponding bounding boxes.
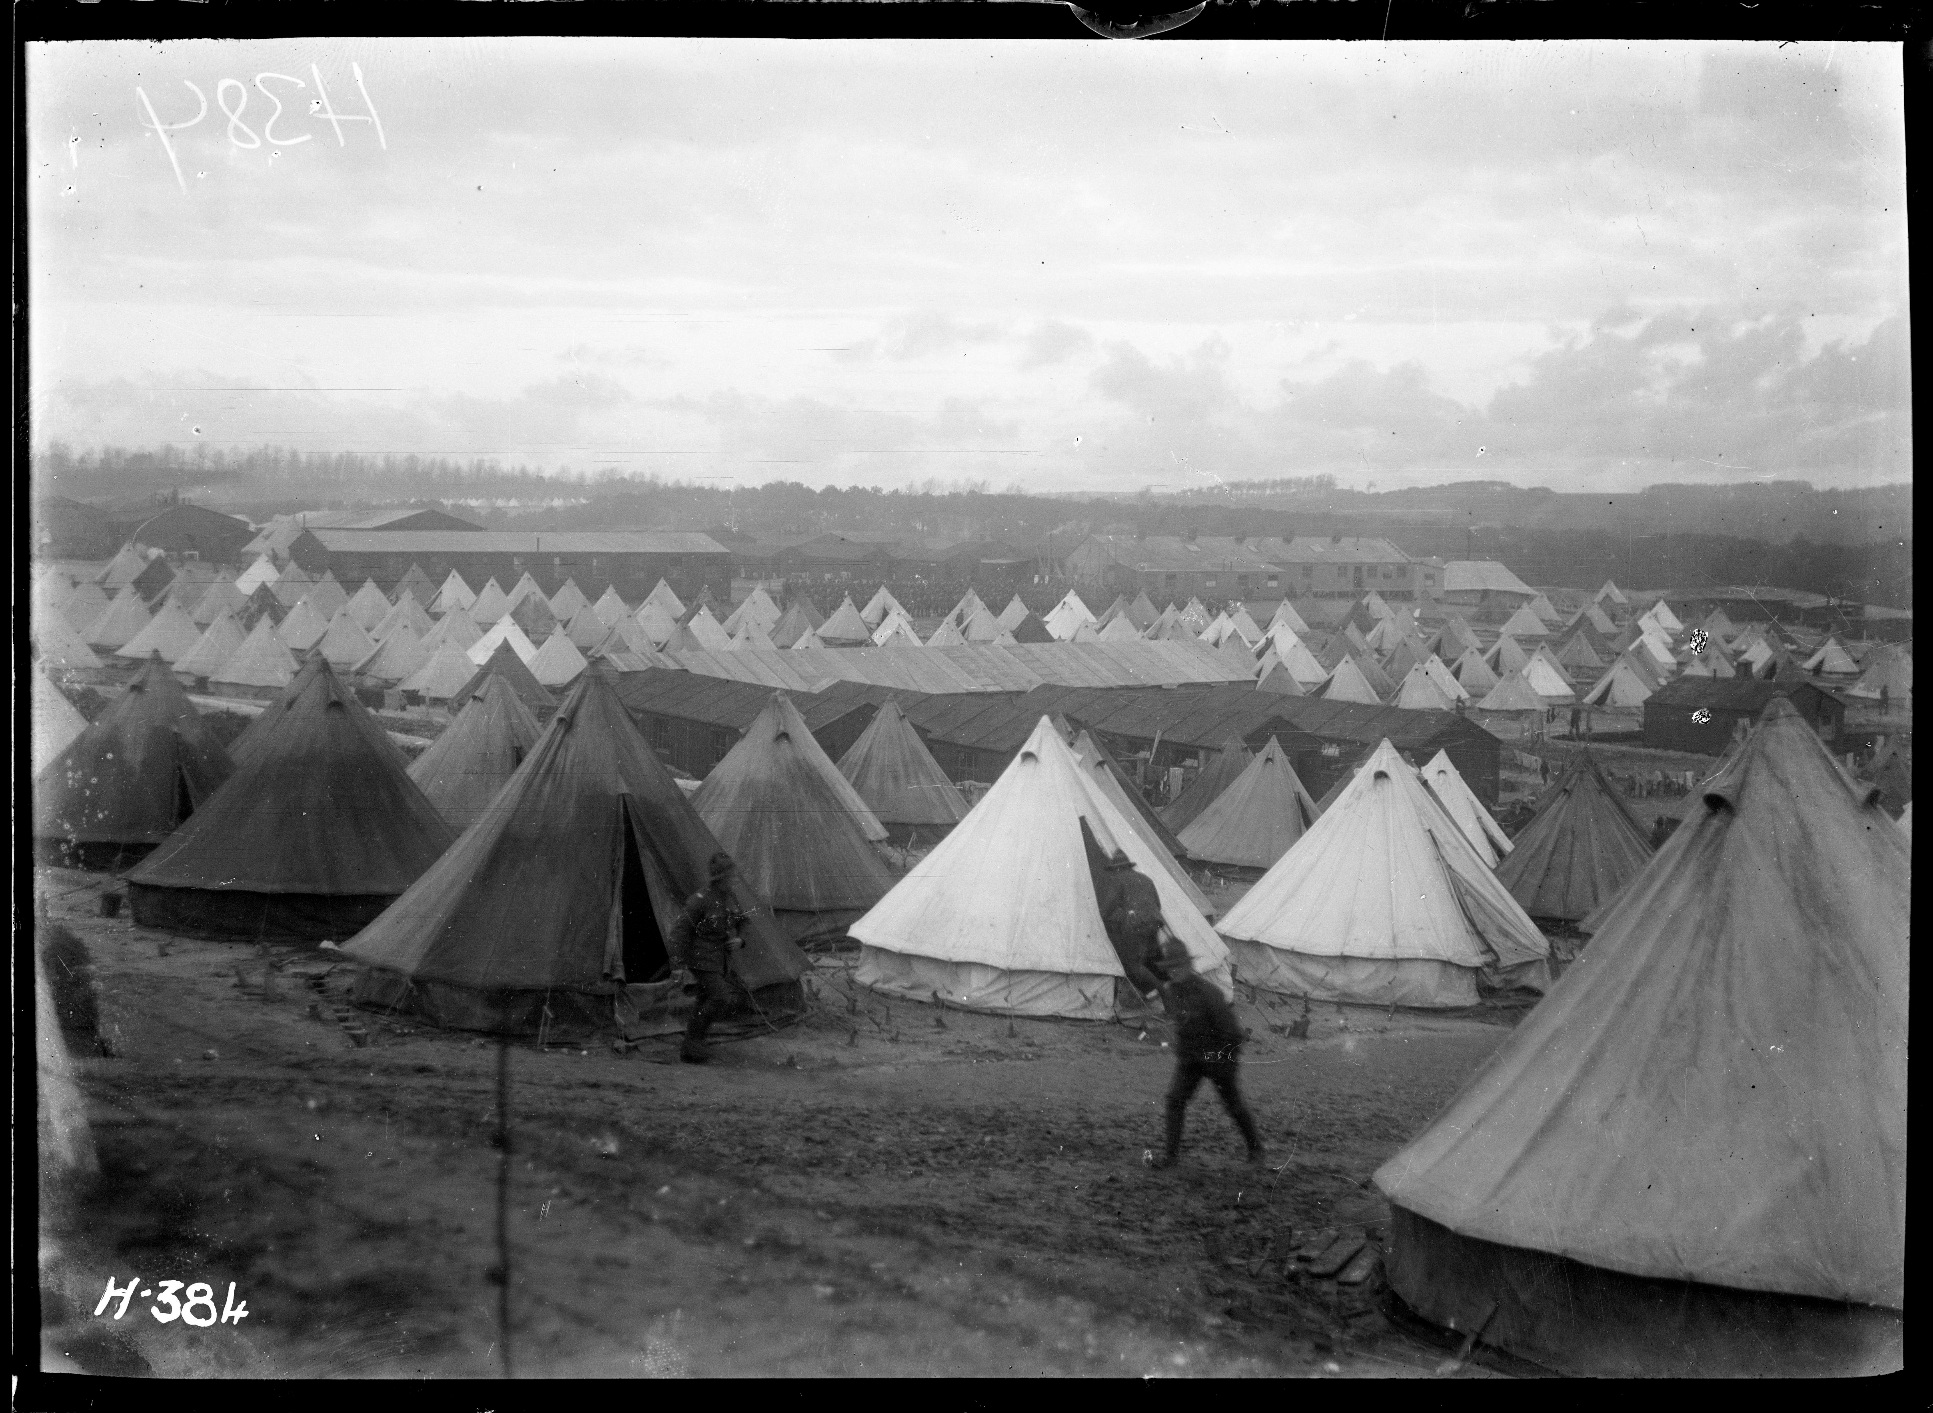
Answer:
[618,800,672,985]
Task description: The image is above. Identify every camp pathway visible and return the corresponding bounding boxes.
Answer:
[39,870,1515,1379]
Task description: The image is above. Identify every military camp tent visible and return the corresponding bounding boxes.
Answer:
[1494,752,1652,922]
[836,699,971,843]
[84,587,154,652]
[1374,699,1905,1377]
[1583,654,1657,708]
[547,578,590,622]
[1594,579,1628,606]
[1177,737,1320,872]
[401,645,484,704]
[527,630,590,688]
[1417,750,1513,868]
[508,591,559,643]
[31,663,89,778]
[767,600,817,649]
[346,579,392,630]
[1450,648,1499,697]
[1484,633,1531,677]
[1321,657,1385,705]
[692,693,895,942]
[372,593,436,645]
[275,597,331,654]
[816,596,873,647]
[1266,599,1310,636]
[591,585,630,626]
[345,670,807,1037]
[35,657,235,869]
[392,564,438,608]
[173,610,248,686]
[1394,664,1456,711]
[1216,740,1550,1008]
[126,659,456,941]
[354,624,432,686]
[852,717,1232,1020]
[859,585,905,630]
[33,608,105,677]
[996,594,1033,632]
[432,570,477,615]
[1846,644,1910,705]
[451,641,556,716]
[643,578,685,620]
[406,673,543,829]
[212,616,300,695]
[871,613,923,649]
[1066,730,1217,920]
[1044,591,1097,641]
[1802,636,1860,676]
[315,608,380,671]
[1157,737,1253,833]
[468,617,539,667]
[469,578,512,624]
[115,600,203,666]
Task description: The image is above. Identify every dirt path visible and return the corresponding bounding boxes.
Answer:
[37,867,1519,1379]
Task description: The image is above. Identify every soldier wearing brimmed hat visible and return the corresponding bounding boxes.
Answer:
[668,851,748,1064]
[1099,849,1167,998]
[1146,937,1264,1169]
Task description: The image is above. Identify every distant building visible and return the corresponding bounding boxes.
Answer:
[242,507,484,564]
[1254,537,1438,601]
[33,496,120,560]
[1061,533,1288,602]
[1440,560,1538,607]
[294,529,732,604]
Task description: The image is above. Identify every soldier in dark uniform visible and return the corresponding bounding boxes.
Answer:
[1146,941,1264,1169]
[667,852,747,1064]
[1098,849,1167,998]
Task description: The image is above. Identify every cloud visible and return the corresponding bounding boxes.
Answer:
[1019,320,1094,369]
[1090,338,1236,426]
[559,343,671,369]
[836,311,1008,363]
[657,390,1019,463]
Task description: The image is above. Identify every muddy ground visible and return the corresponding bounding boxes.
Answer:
[35,864,1536,1380]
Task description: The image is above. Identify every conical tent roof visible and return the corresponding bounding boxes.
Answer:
[1124,591,1159,630]
[1595,579,1627,605]
[562,601,613,649]
[1178,737,1320,871]
[501,571,546,611]
[591,585,630,626]
[1642,598,1684,634]
[1451,647,1499,695]
[393,564,438,607]
[1008,612,1055,644]
[631,601,680,649]
[1350,649,1396,699]
[508,591,558,642]
[816,596,872,646]
[946,587,988,626]
[851,718,1232,1020]
[452,641,555,715]
[643,578,685,619]
[97,544,152,588]
[925,618,968,647]
[547,578,590,621]
[34,606,105,674]
[528,630,590,688]
[1475,669,1546,712]
[871,612,923,648]
[1436,616,1482,659]
[680,604,734,652]
[1421,654,1469,703]
[470,578,512,624]
[1495,752,1652,921]
[1417,750,1512,867]
[996,594,1032,631]
[1395,663,1456,711]
[354,623,431,684]
[692,694,895,919]
[127,658,456,939]
[419,605,482,653]
[240,585,285,629]
[276,597,331,653]
[303,573,349,620]
[1499,604,1548,640]
[1217,740,1549,1007]
[161,577,211,617]
[729,620,779,652]
[468,617,538,666]
[1700,606,1737,640]
[1554,631,1605,671]
[316,607,379,670]
[36,656,235,853]
[1375,700,1905,1363]
[344,672,806,1024]
[173,610,248,681]
[1802,636,1859,675]
[859,585,904,629]
[401,645,484,702]
[345,579,392,630]
[273,561,313,590]
[213,616,300,691]
[84,587,154,650]
[432,570,476,614]
[1094,595,1131,628]
[1321,656,1385,705]
[32,663,90,777]
[234,555,280,594]
[1483,634,1529,677]
[1256,662,1305,696]
[1526,592,1562,625]
[406,673,543,828]
[1158,737,1253,833]
[1268,599,1310,635]
[1044,591,1096,640]
[724,585,783,637]
[1070,622,1103,644]
[1095,613,1146,643]
[1847,644,1911,701]
[1522,650,1577,701]
[836,699,970,831]
[186,579,243,630]
[766,600,815,649]
[1583,655,1656,707]
[1067,730,1216,920]
[61,582,113,634]
[961,606,1005,643]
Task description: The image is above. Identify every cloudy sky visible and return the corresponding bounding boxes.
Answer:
[27,38,1908,494]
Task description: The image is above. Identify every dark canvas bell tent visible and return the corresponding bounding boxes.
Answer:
[1157,737,1252,834]
[1176,737,1320,873]
[34,655,235,870]
[1374,699,1905,1377]
[407,673,544,829]
[125,657,457,942]
[1494,750,1653,923]
[693,693,896,943]
[344,671,807,1038]
[835,698,970,844]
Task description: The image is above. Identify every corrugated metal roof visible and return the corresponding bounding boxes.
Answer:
[613,669,884,735]
[664,640,1250,694]
[1253,536,1412,565]
[1442,560,1537,596]
[1077,535,1285,574]
[307,530,729,555]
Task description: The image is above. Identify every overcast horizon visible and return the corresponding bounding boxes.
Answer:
[28,38,1909,497]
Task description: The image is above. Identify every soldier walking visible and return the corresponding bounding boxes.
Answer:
[1099,849,1168,999]
[1147,940,1264,1169]
[668,852,747,1064]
